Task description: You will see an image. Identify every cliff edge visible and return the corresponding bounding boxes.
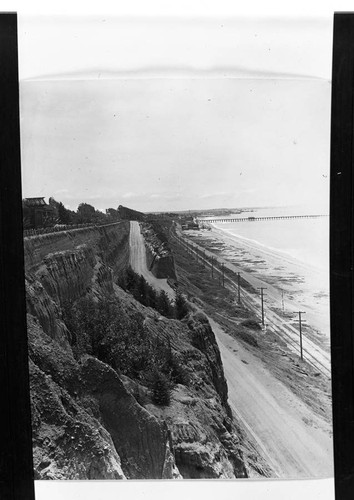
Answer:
[25,221,253,479]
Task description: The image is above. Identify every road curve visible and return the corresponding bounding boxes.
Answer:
[129,220,175,300]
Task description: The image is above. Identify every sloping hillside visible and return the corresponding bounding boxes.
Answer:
[25,222,264,479]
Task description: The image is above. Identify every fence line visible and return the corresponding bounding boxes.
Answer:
[23,220,122,238]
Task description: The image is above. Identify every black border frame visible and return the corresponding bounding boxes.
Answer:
[1,10,354,500]
[0,13,35,500]
[330,12,354,500]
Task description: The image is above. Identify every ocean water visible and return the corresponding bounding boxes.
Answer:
[202,206,330,340]
[213,208,329,273]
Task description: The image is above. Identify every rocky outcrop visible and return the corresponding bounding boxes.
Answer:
[80,356,169,479]
[141,224,177,282]
[135,305,248,478]
[25,221,250,480]
[28,314,173,479]
[25,223,129,346]
[186,312,231,414]
[28,316,126,480]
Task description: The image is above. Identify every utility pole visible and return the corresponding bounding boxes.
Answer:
[257,287,267,326]
[221,263,225,287]
[211,256,214,278]
[295,311,306,360]
[237,272,241,304]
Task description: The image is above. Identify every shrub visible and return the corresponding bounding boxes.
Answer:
[170,355,190,385]
[156,290,174,318]
[61,295,183,391]
[117,267,174,318]
[150,369,171,406]
[240,319,261,331]
[175,291,189,320]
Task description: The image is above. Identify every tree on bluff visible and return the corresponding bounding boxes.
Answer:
[175,291,189,320]
[106,208,120,220]
[57,202,72,224]
[156,290,174,318]
[76,203,96,223]
[150,369,171,406]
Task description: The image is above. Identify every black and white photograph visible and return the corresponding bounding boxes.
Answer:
[12,6,342,497]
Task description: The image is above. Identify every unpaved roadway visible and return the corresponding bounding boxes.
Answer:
[209,318,333,478]
[129,220,333,478]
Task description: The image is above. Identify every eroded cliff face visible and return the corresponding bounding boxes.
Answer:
[25,222,250,479]
[141,223,177,283]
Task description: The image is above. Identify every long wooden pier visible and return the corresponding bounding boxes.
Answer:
[197,214,328,223]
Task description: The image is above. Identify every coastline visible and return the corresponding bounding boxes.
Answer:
[172,225,333,479]
[184,224,330,352]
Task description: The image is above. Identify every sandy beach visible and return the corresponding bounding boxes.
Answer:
[172,225,333,478]
[184,224,330,353]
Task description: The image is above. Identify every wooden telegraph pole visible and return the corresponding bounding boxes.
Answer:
[257,287,267,326]
[237,272,241,304]
[295,311,306,360]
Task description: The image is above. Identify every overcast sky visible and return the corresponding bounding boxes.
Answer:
[19,16,332,213]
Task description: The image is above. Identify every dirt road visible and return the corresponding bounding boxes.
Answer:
[129,221,175,300]
[210,318,333,478]
[130,221,333,478]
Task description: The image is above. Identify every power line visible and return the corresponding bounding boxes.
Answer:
[257,287,267,326]
[237,272,241,304]
[294,311,306,360]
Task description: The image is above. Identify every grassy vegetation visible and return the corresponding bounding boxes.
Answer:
[62,294,189,406]
[170,236,257,325]
[117,266,188,320]
[170,232,333,423]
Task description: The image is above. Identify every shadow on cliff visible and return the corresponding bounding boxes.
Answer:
[24,222,251,480]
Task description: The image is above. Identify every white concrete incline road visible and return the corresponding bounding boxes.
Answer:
[129,221,175,300]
